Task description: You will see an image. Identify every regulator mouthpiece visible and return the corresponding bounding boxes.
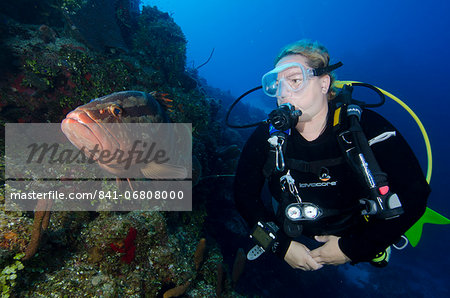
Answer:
[268,103,302,131]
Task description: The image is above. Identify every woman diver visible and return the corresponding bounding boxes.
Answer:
[233,39,430,271]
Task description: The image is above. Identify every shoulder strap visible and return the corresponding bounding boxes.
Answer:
[334,85,404,220]
[263,104,350,178]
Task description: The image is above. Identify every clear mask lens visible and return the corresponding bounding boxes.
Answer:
[262,63,314,97]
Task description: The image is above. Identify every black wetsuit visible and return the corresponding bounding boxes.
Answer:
[234,104,430,263]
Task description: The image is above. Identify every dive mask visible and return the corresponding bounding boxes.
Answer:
[261,62,344,97]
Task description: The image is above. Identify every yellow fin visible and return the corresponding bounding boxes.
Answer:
[140,162,187,179]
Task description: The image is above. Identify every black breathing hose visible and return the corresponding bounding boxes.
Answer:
[225,86,265,129]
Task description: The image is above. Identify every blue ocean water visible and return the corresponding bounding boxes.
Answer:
[146,0,450,297]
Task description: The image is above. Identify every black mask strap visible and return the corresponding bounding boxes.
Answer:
[313,62,343,77]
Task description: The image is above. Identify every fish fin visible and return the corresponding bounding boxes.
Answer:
[405,207,450,247]
[151,91,174,109]
[140,162,187,179]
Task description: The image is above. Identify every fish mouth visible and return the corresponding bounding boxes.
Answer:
[61,110,119,159]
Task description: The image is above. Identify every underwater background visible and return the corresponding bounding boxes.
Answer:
[153,0,450,295]
[150,1,450,297]
[0,0,449,297]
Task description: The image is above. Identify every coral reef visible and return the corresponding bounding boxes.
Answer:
[133,6,187,83]
[231,248,246,286]
[0,252,25,297]
[193,238,206,271]
[109,226,137,264]
[216,262,225,297]
[163,281,190,298]
[0,211,222,296]
[68,0,130,52]
[23,200,52,260]
[0,0,250,297]
[0,2,208,126]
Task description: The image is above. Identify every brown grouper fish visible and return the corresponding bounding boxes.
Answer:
[61,91,189,181]
[25,91,187,260]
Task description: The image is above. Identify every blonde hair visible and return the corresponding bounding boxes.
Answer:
[275,39,338,100]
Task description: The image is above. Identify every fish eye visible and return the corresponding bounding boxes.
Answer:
[109,104,123,118]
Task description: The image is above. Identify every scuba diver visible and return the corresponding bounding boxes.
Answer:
[232,39,431,271]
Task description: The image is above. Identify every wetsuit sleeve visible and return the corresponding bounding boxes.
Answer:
[234,125,292,258]
[234,124,271,225]
[338,110,430,263]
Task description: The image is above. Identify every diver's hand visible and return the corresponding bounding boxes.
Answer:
[310,235,350,266]
[284,241,323,271]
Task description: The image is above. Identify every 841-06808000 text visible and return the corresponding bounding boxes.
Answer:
[99,190,185,200]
